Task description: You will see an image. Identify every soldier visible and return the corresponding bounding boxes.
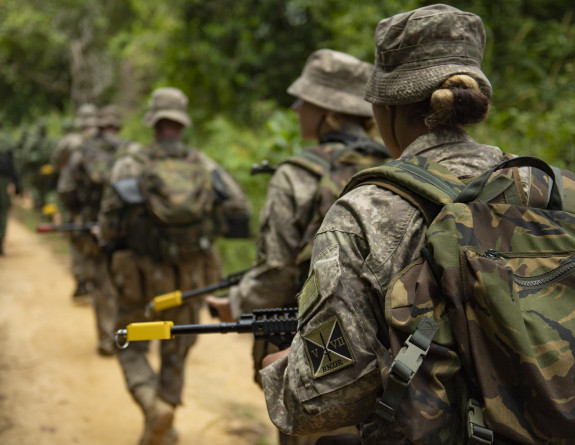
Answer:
[21,120,56,210]
[54,104,99,298]
[0,125,22,255]
[99,87,250,445]
[207,49,390,445]
[58,105,126,356]
[259,4,520,442]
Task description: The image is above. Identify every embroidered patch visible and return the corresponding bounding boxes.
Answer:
[297,272,319,319]
[302,316,355,378]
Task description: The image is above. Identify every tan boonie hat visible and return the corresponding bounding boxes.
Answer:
[142,87,191,128]
[365,4,492,105]
[98,105,122,128]
[288,49,373,117]
[75,103,98,129]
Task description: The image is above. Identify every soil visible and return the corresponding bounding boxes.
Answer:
[0,213,277,445]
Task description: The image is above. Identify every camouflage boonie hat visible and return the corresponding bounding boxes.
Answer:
[75,103,98,129]
[142,87,191,128]
[288,49,373,117]
[365,4,492,105]
[98,105,122,128]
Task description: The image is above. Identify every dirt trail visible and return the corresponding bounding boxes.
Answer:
[0,214,276,445]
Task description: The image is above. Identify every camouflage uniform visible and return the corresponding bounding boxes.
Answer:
[229,50,387,445]
[57,105,125,355]
[99,87,249,445]
[21,122,56,209]
[261,130,505,441]
[261,5,507,443]
[55,104,99,297]
[0,134,21,254]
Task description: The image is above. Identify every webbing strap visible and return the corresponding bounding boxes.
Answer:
[375,317,439,422]
[394,161,460,201]
[467,399,494,444]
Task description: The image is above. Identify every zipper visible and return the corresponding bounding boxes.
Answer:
[480,249,575,289]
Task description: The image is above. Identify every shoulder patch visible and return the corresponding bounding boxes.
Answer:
[297,271,319,319]
[302,316,355,378]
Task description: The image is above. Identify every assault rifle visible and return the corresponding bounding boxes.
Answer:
[36,222,98,233]
[115,307,298,350]
[250,160,276,175]
[145,267,252,315]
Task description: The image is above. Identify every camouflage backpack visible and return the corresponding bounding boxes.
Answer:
[112,142,216,263]
[281,132,390,276]
[344,155,575,444]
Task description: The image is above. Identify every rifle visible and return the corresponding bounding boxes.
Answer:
[36,222,98,233]
[250,160,276,175]
[115,307,298,350]
[145,267,252,315]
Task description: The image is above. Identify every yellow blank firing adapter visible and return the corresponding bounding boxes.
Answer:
[40,164,54,175]
[127,321,174,341]
[151,290,183,312]
[42,203,58,216]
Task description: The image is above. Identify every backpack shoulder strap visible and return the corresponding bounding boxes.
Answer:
[281,148,332,177]
[343,155,466,225]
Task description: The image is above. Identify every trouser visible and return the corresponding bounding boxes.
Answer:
[111,249,221,406]
[0,177,10,245]
[86,250,116,350]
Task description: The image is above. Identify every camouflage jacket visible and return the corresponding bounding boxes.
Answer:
[98,140,250,256]
[228,125,383,319]
[57,132,125,222]
[51,127,97,174]
[260,129,507,442]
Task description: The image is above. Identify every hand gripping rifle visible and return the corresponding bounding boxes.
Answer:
[115,307,298,351]
[145,267,252,316]
[36,222,98,233]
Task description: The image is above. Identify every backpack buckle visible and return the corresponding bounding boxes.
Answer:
[375,318,439,422]
[467,398,494,444]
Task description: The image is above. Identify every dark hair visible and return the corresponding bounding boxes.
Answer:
[420,74,490,130]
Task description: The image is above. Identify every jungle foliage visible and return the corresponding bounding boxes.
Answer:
[2,0,574,269]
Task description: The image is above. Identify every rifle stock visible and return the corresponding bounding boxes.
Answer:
[116,307,298,350]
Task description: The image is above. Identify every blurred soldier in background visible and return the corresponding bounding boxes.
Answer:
[207,49,390,445]
[54,104,99,298]
[0,123,22,255]
[21,120,55,210]
[99,87,250,445]
[58,105,126,356]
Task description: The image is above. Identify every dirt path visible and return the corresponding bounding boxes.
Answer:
[0,214,276,445]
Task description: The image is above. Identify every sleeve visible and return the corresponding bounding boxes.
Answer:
[259,197,383,435]
[228,167,304,317]
[260,185,426,435]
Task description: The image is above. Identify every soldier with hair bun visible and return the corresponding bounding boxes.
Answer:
[260,4,548,443]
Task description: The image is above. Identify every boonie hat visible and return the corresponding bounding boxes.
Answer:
[365,4,492,105]
[288,49,373,117]
[142,87,191,128]
[98,105,122,129]
[75,103,98,129]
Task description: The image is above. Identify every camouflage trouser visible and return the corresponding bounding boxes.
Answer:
[111,248,221,406]
[68,231,97,284]
[0,177,10,245]
[86,249,116,351]
[253,340,361,445]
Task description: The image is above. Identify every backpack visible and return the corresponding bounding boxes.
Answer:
[344,155,575,444]
[112,145,217,263]
[281,133,391,278]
